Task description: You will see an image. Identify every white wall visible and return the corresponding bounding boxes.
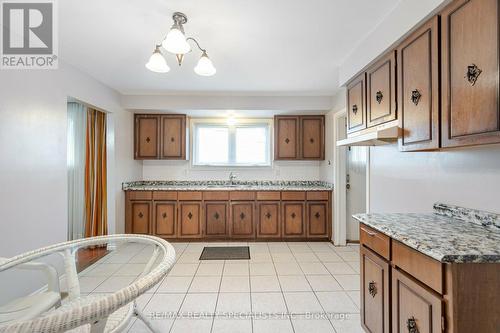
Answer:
[142,161,321,181]
[0,61,140,255]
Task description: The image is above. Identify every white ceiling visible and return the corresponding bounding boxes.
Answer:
[60,0,400,95]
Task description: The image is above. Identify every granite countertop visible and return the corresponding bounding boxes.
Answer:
[122,180,334,192]
[353,203,500,263]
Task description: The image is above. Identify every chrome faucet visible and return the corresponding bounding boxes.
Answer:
[229,172,237,185]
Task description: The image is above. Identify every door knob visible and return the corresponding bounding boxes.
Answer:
[346,184,351,190]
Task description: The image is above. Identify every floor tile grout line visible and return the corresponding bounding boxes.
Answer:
[278,242,296,333]
[209,259,226,333]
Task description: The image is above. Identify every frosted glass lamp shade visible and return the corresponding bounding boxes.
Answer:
[162,28,191,55]
[145,48,170,73]
[194,52,216,76]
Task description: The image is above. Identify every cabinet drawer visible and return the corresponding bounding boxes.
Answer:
[230,191,255,201]
[306,191,329,201]
[152,191,177,201]
[392,240,442,294]
[178,191,202,201]
[127,191,153,200]
[203,191,229,201]
[281,191,306,201]
[256,191,281,201]
[392,268,442,333]
[360,224,390,260]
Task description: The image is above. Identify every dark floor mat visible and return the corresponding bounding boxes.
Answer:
[199,246,250,260]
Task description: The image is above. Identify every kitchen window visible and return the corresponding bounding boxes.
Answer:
[192,120,271,166]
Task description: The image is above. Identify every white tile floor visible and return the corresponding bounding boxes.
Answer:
[78,242,363,333]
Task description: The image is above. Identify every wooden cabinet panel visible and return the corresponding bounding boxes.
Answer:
[130,201,151,234]
[203,191,229,201]
[152,191,177,201]
[281,191,306,201]
[282,202,305,238]
[301,116,325,159]
[154,202,176,237]
[392,268,442,333]
[135,115,159,159]
[161,115,186,159]
[230,202,255,238]
[306,191,329,201]
[360,224,391,260]
[275,116,299,159]
[257,191,281,201]
[205,202,228,237]
[230,191,255,201]
[178,202,202,238]
[441,0,500,147]
[257,202,281,239]
[178,191,203,201]
[398,17,440,151]
[361,247,390,333]
[307,202,328,238]
[347,73,367,133]
[367,51,397,128]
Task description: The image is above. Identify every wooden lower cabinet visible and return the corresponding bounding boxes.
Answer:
[282,202,305,238]
[205,202,228,237]
[230,202,255,238]
[307,202,328,238]
[257,202,281,239]
[154,201,176,237]
[130,201,151,234]
[392,268,442,333]
[360,246,390,333]
[178,202,202,238]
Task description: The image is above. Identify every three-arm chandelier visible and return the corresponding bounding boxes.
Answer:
[146,12,216,76]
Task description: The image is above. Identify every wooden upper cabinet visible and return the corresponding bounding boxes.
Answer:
[178,202,202,238]
[367,51,397,127]
[347,73,367,134]
[361,246,390,333]
[134,114,186,160]
[301,116,325,159]
[135,115,159,159]
[392,268,442,333]
[161,115,186,159]
[275,116,299,159]
[398,16,440,151]
[154,201,176,237]
[230,202,255,238]
[205,202,228,237]
[441,0,500,148]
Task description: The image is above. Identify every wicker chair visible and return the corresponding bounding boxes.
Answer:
[0,234,176,333]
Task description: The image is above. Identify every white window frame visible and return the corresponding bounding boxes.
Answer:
[191,118,272,167]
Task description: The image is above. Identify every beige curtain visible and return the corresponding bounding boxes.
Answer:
[84,108,107,237]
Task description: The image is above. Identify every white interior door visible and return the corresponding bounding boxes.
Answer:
[345,146,367,241]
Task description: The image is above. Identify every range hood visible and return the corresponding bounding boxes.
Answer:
[337,123,399,147]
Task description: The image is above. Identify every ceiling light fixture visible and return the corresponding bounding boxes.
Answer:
[147,12,216,76]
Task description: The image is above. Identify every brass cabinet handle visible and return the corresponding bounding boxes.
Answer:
[162,212,167,219]
[376,91,383,104]
[240,212,246,219]
[138,212,144,218]
[291,212,296,219]
[170,137,175,142]
[214,212,220,220]
[352,104,358,115]
[187,212,193,219]
[145,137,151,143]
[465,64,482,86]
[411,89,421,106]
[315,212,321,219]
[285,138,290,144]
[406,316,419,333]
[265,212,272,219]
[368,281,377,297]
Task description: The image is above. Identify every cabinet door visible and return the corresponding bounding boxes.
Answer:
[154,202,176,237]
[307,202,328,238]
[441,0,500,147]
[131,201,151,234]
[178,202,202,238]
[282,202,305,238]
[392,268,442,333]
[360,246,390,333]
[205,202,228,237]
[398,17,439,151]
[347,73,367,133]
[367,51,397,127]
[274,116,299,159]
[257,202,281,239]
[135,115,159,159]
[161,115,186,159]
[231,202,255,238]
[301,116,325,159]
